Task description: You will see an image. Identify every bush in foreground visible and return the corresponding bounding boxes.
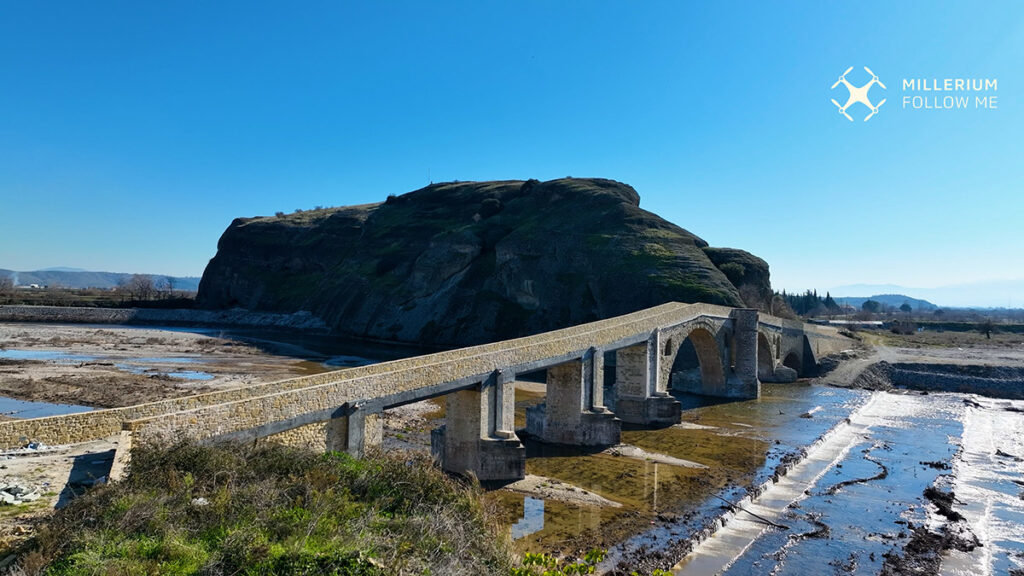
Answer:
[13,440,512,575]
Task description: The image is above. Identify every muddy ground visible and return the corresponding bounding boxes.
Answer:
[0,323,325,409]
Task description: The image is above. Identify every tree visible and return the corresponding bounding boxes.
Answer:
[900,303,912,315]
[823,292,840,312]
[121,274,155,301]
[770,293,799,319]
[0,276,13,303]
[862,300,882,314]
[978,317,996,340]
[154,277,175,298]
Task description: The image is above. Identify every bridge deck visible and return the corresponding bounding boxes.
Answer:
[124,302,741,443]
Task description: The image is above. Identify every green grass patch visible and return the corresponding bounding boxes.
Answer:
[13,441,512,575]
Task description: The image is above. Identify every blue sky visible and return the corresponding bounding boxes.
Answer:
[1,2,1022,306]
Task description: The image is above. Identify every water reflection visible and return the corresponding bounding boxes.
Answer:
[0,397,92,419]
[511,497,545,539]
[114,363,214,381]
[501,383,869,560]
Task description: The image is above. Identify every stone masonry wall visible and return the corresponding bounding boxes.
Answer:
[0,303,697,448]
[2,302,855,452]
[126,303,738,445]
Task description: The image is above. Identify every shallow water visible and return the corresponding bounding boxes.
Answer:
[0,349,96,363]
[0,397,92,419]
[491,383,868,558]
[113,361,215,381]
[941,396,1024,576]
[666,390,1024,576]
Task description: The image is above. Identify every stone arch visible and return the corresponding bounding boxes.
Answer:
[669,327,727,396]
[757,332,776,380]
[782,351,801,373]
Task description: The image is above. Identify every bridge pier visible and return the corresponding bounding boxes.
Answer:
[526,350,620,445]
[432,371,525,481]
[725,309,760,398]
[325,404,382,457]
[614,332,681,426]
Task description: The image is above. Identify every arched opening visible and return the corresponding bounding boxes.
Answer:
[669,328,726,396]
[757,332,775,380]
[782,352,801,374]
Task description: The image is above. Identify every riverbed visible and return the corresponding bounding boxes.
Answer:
[1,322,1021,574]
[0,322,407,412]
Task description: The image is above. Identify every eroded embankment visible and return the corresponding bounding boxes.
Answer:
[854,361,1024,399]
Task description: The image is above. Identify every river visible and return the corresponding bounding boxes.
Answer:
[2,323,1021,574]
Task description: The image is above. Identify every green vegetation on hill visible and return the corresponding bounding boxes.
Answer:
[198,178,772,347]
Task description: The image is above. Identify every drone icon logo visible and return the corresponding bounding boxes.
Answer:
[830,66,887,122]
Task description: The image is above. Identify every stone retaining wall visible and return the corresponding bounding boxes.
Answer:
[889,362,1024,399]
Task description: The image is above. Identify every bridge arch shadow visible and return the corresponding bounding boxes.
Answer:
[782,351,801,373]
[668,327,726,396]
[757,332,776,380]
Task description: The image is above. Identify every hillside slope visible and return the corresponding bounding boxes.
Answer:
[198,178,770,347]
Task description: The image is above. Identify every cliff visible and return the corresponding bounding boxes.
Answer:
[197,178,771,347]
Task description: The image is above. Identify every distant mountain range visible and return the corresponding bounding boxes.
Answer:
[833,294,937,311]
[0,268,201,292]
[832,279,1024,309]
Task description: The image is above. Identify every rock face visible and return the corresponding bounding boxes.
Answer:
[197,178,771,347]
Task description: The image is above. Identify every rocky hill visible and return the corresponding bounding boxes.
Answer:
[197,178,771,347]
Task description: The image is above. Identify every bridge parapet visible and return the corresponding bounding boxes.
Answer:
[106,303,853,483]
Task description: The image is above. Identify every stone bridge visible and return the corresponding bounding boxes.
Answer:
[112,303,850,482]
[0,303,851,483]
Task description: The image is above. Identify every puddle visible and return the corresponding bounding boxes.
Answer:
[511,496,546,539]
[163,370,214,381]
[323,355,375,368]
[129,356,201,364]
[0,397,92,419]
[113,363,215,381]
[0,349,96,363]
[485,489,608,551]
